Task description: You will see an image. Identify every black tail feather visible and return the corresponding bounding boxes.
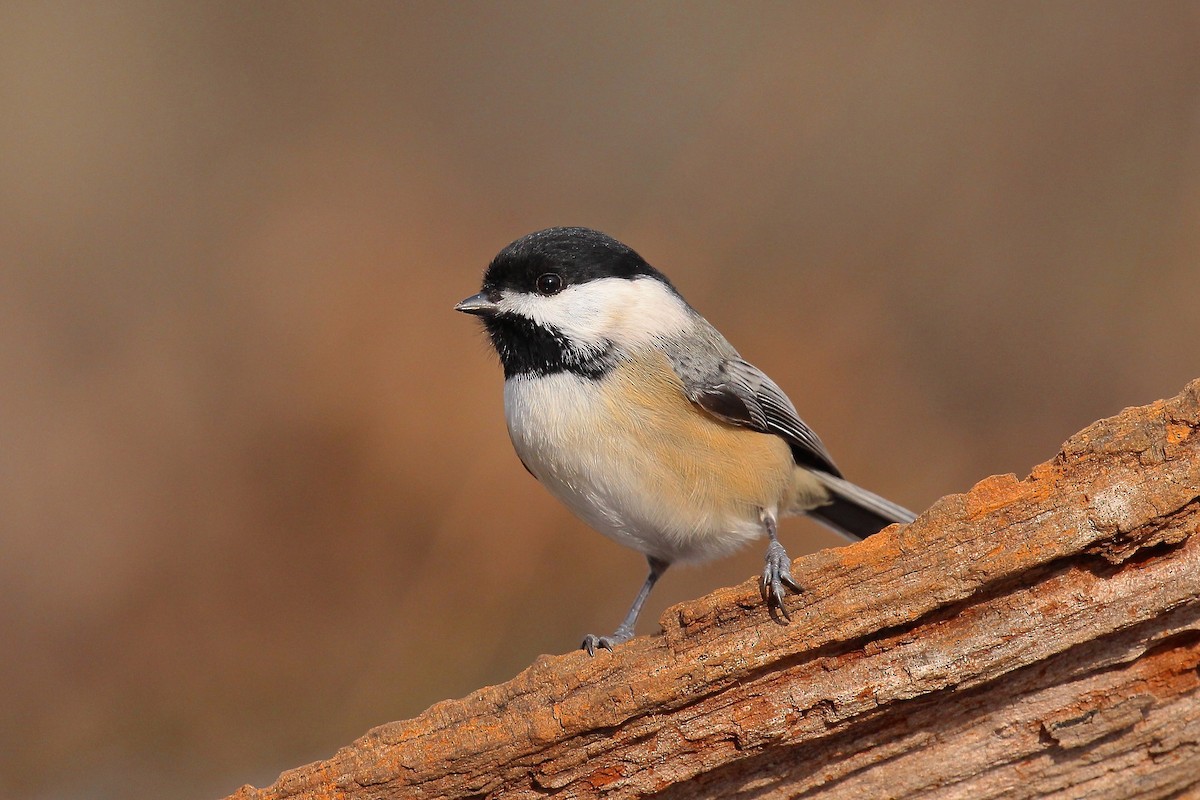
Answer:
[807,496,902,540]
[807,471,916,540]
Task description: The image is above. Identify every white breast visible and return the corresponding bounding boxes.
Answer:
[503,372,773,564]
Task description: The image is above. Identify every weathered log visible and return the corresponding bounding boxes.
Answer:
[228,379,1200,799]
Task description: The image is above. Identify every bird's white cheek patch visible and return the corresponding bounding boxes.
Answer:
[500,290,608,348]
[499,277,692,350]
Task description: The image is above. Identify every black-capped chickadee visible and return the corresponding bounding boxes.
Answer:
[456,227,916,655]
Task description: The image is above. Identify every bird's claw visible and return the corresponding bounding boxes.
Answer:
[762,540,801,620]
[581,634,614,656]
[581,627,633,656]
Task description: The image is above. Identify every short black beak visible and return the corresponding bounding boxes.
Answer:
[454,292,500,317]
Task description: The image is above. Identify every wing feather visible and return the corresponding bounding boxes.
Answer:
[686,356,842,477]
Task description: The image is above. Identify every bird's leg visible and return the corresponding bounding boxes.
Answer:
[760,510,801,620]
[582,556,669,656]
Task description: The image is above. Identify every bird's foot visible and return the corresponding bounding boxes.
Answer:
[762,540,802,620]
[581,626,634,656]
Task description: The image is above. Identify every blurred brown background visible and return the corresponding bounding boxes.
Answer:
[2,2,1198,798]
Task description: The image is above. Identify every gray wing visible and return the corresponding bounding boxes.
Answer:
[681,355,843,477]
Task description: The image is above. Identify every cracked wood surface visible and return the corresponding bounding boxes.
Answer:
[227,379,1200,800]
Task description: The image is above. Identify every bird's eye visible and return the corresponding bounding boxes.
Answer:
[535,272,564,295]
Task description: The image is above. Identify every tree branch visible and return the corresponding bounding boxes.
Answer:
[228,379,1200,800]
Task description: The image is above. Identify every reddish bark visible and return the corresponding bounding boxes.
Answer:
[228,379,1200,799]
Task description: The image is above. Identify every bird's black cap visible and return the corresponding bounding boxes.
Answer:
[480,227,675,298]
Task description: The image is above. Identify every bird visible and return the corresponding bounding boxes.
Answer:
[455,227,915,655]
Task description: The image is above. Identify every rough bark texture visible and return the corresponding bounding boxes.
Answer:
[228,379,1200,800]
